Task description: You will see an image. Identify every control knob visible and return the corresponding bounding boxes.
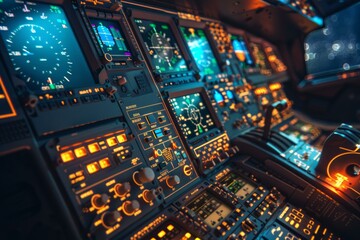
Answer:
[133,167,155,185]
[122,200,140,216]
[102,211,122,228]
[143,189,157,202]
[91,194,109,209]
[114,182,131,197]
[166,175,180,188]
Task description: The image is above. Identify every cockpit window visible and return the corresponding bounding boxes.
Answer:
[305,3,360,77]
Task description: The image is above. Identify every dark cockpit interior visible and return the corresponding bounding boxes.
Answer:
[0,0,359,239]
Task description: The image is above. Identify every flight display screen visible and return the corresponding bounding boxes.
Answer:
[180,27,220,77]
[230,34,254,66]
[250,42,272,75]
[0,1,94,92]
[168,92,216,140]
[134,19,188,73]
[90,18,132,59]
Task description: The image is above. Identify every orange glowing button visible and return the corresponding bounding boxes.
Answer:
[86,162,100,174]
[116,133,128,143]
[88,143,100,154]
[60,150,75,163]
[99,158,111,169]
[106,137,118,147]
[157,230,166,238]
[74,147,87,158]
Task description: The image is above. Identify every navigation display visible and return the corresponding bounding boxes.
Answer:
[250,42,272,75]
[168,92,216,140]
[90,18,132,59]
[180,27,220,77]
[230,34,254,66]
[134,19,188,73]
[0,1,94,92]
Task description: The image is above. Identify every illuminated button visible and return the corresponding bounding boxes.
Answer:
[167,224,174,231]
[106,137,117,147]
[185,232,192,239]
[74,147,87,158]
[88,143,100,153]
[153,149,161,158]
[99,158,111,169]
[146,114,157,125]
[117,133,127,143]
[153,129,164,138]
[60,150,75,163]
[170,141,178,150]
[87,162,100,174]
[158,230,166,238]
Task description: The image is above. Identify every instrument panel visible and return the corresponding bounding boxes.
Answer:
[0,0,358,240]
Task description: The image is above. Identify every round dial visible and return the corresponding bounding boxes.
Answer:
[7,24,72,91]
[0,2,93,92]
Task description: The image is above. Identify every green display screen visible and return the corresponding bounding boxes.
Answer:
[180,27,220,77]
[169,92,216,140]
[134,19,188,73]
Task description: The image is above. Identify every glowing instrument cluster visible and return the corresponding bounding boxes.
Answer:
[1,1,353,240]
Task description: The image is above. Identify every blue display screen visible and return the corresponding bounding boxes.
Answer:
[230,34,254,66]
[0,1,94,92]
[90,18,132,58]
[180,27,220,77]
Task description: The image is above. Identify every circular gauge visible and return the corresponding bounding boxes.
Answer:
[7,24,72,91]
[187,104,201,125]
[0,2,93,92]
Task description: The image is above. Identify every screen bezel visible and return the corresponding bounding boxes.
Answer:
[0,0,99,94]
[128,9,192,75]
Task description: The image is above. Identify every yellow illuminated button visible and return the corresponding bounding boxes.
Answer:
[185,232,192,238]
[88,143,100,153]
[167,224,174,231]
[106,137,118,147]
[117,134,127,143]
[195,238,201,240]
[86,162,100,174]
[99,158,111,169]
[157,230,166,238]
[74,147,87,158]
[60,150,75,163]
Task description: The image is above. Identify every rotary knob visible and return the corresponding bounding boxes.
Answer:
[91,194,109,209]
[134,167,155,185]
[143,189,157,202]
[166,175,180,188]
[114,182,131,197]
[122,200,140,216]
[102,211,122,228]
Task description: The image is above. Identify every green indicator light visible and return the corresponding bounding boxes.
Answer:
[198,125,203,133]
[161,24,169,30]
[186,99,191,105]
[49,84,56,90]
[149,23,156,28]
